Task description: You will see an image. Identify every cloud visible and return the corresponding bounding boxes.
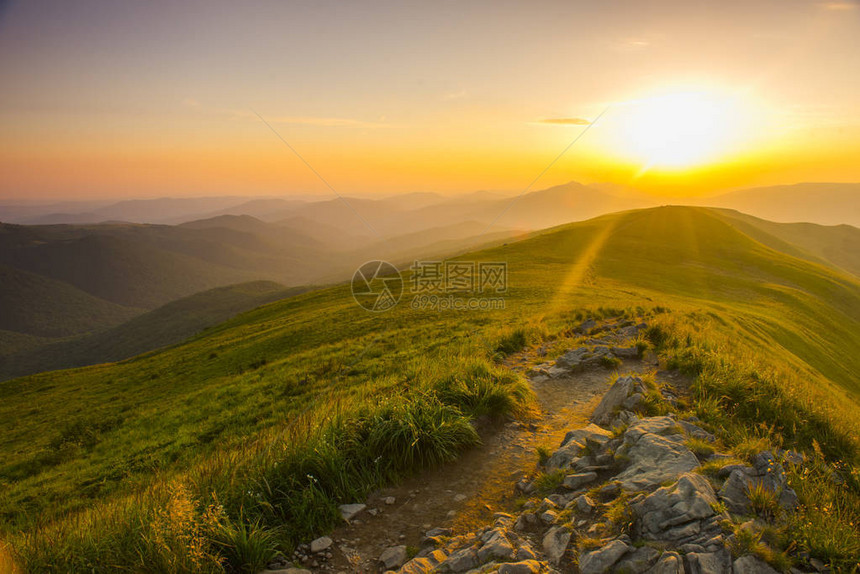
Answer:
[442,90,467,101]
[611,38,652,52]
[536,117,592,126]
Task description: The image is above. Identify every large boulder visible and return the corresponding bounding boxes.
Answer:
[718,451,798,515]
[556,346,614,371]
[547,424,612,470]
[476,529,514,562]
[614,421,700,491]
[440,547,478,572]
[379,545,409,570]
[633,474,722,546]
[309,536,332,553]
[578,539,631,574]
[646,551,684,574]
[563,471,598,490]
[561,423,614,448]
[338,503,366,521]
[685,549,732,574]
[612,546,660,574]
[591,376,637,426]
[732,555,780,574]
[542,526,571,565]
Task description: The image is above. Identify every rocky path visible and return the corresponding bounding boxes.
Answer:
[264,318,655,573]
[264,317,811,574]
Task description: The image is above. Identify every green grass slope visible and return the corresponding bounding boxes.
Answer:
[1,206,858,571]
[0,232,256,309]
[714,208,860,278]
[0,265,140,338]
[0,281,308,382]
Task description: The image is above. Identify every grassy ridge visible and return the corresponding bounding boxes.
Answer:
[1,206,859,571]
[0,281,307,381]
[644,313,860,568]
[0,264,140,338]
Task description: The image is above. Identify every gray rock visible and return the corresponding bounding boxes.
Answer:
[596,481,622,499]
[546,440,586,471]
[424,526,452,538]
[309,536,333,553]
[679,420,716,443]
[516,477,537,494]
[401,557,438,573]
[623,416,680,441]
[592,376,636,425]
[733,555,780,574]
[384,496,396,505]
[719,462,799,516]
[613,546,660,574]
[477,529,514,562]
[542,525,571,565]
[514,511,539,531]
[685,549,732,574]
[574,494,597,514]
[612,346,640,359]
[549,424,612,470]
[562,423,614,448]
[563,471,598,490]
[578,318,597,333]
[555,346,613,371]
[556,347,590,368]
[339,503,366,521]
[623,393,644,410]
[379,545,408,570]
[633,474,718,542]
[540,509,558,524]
[615,427,700,491]
[646,552,684,574]
[441,548,478,572]
[718,464,753,479]
[498,560,542,574]
[611,410,640,431]
[719,469,752,514]
[618,323,646,338]
[579,539,631,574]
[260,569,312,574]
[517,542,537,561]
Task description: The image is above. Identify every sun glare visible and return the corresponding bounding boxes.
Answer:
[607,89,752,171]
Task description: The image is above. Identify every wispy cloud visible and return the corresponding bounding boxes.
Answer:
[536,117,592,126]
[610,37,652,52]
[442,90,468,101]
[182,99,389,128]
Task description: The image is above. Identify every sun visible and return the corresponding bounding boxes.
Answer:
[607,89,750,170]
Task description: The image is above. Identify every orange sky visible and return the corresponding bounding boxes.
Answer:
[1,0,859,200]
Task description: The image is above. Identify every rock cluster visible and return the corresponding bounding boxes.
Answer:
[529,319,647,383]
[292,319,818,574]
[390,367,808,574]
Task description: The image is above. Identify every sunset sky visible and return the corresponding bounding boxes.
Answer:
[1,0,858,200]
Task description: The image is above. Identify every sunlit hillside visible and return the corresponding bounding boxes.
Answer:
[1,206,858,571]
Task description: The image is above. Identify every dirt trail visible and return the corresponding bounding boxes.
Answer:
[323,352,658,573]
